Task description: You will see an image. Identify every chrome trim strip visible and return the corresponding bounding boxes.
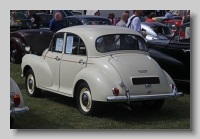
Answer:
[107,88,183,102]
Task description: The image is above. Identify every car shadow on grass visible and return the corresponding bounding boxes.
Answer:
[39,90,77,108]
[38,90,190,126]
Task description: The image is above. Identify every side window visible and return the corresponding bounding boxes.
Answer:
[65,33,86,56]
[63,19,69,27]
[69,19,79,27]
[171,27,190,44]
[49,33,65,53]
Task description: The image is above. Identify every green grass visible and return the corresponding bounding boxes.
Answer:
[10,62,190,129]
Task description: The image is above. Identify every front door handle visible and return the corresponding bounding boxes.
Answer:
[182,49,190,53]
[55,56,61,61]
[79,59,86,65]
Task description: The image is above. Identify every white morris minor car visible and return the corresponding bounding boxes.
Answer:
[21,25,183,115]
[10,77,29,127]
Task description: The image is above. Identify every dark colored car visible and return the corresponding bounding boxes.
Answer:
[147,22,190,86]
[10,12,30,32]
[36,13,53,28]
[10,15,112,64]
[62,15,112,27]
[156,15,182,22]
[141,22,174,40]
[10,29,54,63]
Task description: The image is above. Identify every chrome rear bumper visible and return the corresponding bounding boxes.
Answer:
[107,87,183,103]
[10,106,29,114]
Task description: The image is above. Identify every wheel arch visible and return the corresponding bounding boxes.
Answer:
[73,79,87,99]
[23,65,32,77]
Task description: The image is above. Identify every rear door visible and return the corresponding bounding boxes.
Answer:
[58,33,87,95]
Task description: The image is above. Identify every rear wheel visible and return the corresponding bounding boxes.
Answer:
[142,99,165,110]
[25,69,41,97]
[76,82,99,115]
[10,43,20,64]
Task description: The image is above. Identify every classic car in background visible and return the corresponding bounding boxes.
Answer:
[141,22,174,40]
[10,12,30,32]
[62,15,112,27]
[69,10,82,15]
[10,77,29,127]
[147,22,190,86]
[156,15,182,22]
[36,13,53,28]
[21,25,183,116]
[162,19,182,33]
[10,29,54,63]
[10,16,112,64]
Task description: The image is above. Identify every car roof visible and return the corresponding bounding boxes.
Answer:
[57,25,143,57]
[58,25,141,36]
[182,22,190,27]
[64,15,110,21]
[164,19,182,22]
[141,22,167,27]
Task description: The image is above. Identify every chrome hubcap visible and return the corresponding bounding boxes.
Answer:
[11,49,17,59]
[27,74,34,94]
[82,93,88,106]
[29,79,33,90]
[79,88,92,112]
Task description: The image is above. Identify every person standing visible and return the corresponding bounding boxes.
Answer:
[125,10,130,18]
[164,10,174,19]
[181,10,190,24]
[27,10,42,29]
[116,13,129,27]
[94,10,100,16]
[49,12,63,33]
[126,10,143,34]
[108,13,116,25]
[145,11,156,22]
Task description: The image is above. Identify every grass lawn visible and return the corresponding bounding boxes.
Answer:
[10,62,190,129]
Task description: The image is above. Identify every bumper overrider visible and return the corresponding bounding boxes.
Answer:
[107,86,183,103]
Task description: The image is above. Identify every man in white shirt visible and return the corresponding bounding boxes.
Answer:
[126,10,143,34]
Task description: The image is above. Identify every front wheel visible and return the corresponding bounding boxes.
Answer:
[142,99,165,110]
[76,82,98,115]
[25,69,41,97]
[10,43,20,64]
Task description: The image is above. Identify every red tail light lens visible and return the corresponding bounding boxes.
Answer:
[170,84,176,90]
[13,94,20,106]
[112,88,119,96]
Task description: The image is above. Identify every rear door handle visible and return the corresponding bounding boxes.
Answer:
[79,59,86,65]
[182,49,190,53]
[55,56,61,61]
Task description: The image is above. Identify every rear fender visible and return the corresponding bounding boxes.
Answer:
[73,68,125,102]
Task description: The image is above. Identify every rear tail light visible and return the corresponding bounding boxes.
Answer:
[170,84,176,90]
[112,88,119,96]
[11,93,20,107]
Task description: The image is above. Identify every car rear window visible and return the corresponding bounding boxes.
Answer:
[96,34,147,53]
